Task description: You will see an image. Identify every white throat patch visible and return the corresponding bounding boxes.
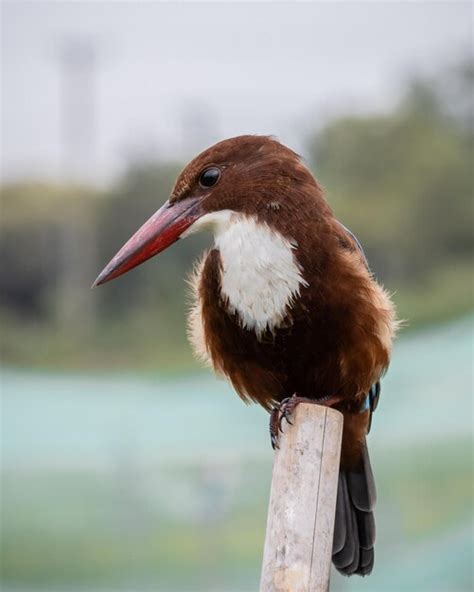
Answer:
[185,210,308,335]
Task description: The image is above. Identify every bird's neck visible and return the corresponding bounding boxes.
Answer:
[201,211,308,336]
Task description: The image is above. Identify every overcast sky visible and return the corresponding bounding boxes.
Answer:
[1,1,471,184]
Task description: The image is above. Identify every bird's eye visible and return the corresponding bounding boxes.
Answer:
[199,167,221,188]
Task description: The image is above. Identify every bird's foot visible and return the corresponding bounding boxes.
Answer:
[268,395,299,450]
[269,393,344,449]
[269,405,281,450]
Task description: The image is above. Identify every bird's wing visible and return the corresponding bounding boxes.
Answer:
[335,220,379,434]
[335,220,371,272]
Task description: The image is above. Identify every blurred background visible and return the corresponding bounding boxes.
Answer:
[1,1,473,591]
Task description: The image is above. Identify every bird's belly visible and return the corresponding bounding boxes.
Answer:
[189,260,334,408]
[188,249,392,411]
[190,291,348,408]
[188,250,296,408]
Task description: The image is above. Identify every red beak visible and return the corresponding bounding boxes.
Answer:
[92,197,203,287]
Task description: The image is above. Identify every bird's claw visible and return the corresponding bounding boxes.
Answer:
[269,393,344,450]
[269,405,280,450]
[269,395,297,450]
[270,432,279,450]
[278,406,294,432]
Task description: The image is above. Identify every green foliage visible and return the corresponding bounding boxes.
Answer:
[307,64,473,286]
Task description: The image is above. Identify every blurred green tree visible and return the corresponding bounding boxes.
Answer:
[307,57,473,325]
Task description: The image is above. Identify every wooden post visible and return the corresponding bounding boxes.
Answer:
[260,404,343,592]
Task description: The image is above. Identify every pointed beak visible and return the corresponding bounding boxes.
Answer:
[92,197,203,287]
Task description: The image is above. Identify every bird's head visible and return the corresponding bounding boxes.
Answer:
[93,135,323,287]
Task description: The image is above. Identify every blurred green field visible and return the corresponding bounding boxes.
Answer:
[1,316,473,591]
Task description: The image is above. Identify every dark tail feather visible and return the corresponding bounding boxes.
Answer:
[332,441,376,577]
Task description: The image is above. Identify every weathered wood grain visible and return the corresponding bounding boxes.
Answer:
[260,404,343,592]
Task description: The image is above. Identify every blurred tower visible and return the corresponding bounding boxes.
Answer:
[56,39,99,332]
[60,38,98,182]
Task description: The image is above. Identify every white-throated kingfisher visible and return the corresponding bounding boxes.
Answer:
[94,135,397,576]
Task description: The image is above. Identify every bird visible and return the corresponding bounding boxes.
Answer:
[93,135,397,577]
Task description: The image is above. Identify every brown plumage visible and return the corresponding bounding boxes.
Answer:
[94,135,397,577]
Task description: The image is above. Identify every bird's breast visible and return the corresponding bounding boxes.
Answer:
[212,214,308,336]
